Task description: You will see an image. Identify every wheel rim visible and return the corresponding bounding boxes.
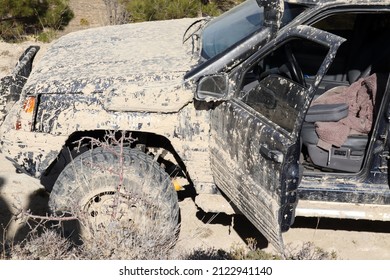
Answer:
[83,190,146,232]
[80,188,176,249]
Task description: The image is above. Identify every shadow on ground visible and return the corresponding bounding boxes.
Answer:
[178,186,390,254]
[0,176,51,245]
[0,177,12,240]
[291,216,390,233]
[195,209,270,249]
[11,188,50,242]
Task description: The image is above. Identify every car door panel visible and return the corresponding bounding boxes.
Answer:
[209,25,346,252]
[210,100,299,251]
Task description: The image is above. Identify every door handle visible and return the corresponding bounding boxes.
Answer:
[260,145,284,163]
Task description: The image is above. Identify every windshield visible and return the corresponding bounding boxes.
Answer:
[201,0,307,59]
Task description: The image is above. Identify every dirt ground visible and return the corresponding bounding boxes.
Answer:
[1,0,390,260]
[0,152,390,260]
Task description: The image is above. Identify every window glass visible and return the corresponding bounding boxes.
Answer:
[201,0,307,59]
[240,38,330,132]
[243,76,304,132]
[313,14,357,33]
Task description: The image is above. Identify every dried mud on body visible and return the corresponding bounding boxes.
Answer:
[0,0,390,260]
[0,25,390,261]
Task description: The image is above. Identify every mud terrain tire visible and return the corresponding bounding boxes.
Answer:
[49,147,179,249]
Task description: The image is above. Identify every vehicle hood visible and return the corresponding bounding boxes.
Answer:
[23,18,199,112]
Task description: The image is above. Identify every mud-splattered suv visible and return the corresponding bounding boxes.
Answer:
[1,0,390,251]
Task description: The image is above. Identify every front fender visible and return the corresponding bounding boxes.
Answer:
[0,46,40,125]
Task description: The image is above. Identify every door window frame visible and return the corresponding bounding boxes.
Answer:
[230,25,346,140]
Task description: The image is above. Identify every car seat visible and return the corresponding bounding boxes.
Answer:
[301,103,369,172]
[301,72,378,173]
[301,14,390,172]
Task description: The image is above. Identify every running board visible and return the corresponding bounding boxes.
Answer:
[296,200,390,221]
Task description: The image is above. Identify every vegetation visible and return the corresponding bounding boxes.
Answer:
[0,131,337,260]
[184,238,337,260]
[123,0,221,22]
[0,0,74,42]
[0,0,245,41]
[105,0,245,25]
[1,225,337,259]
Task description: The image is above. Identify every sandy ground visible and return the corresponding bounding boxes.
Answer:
[1,1,390,260]
[0,152,390,260]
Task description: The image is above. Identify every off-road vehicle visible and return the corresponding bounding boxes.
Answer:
[1,0,390,251]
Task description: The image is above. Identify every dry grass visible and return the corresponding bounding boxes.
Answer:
[74,206,180,260]
[182,238,337,260]
[0,132,337,260]
[1,225,337,260]
[1,215,180,260]
[1,131,180,260]
[7,229,78,260]
[285,241,338,260]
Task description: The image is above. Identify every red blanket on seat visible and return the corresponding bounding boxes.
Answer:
[311,73,377,150]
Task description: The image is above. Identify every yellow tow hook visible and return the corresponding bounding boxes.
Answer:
[172,179,184,191]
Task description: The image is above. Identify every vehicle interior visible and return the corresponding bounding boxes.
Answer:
[240,11,390,174]
[302,12,390,173]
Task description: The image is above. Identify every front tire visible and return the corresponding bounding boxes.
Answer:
[49,147,179,253]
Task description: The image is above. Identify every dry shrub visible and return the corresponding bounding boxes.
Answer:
[286,242,338,260]
[2,217,179,260]
[1,129,337,260]
[183,239,337,260]
[3,229,338,260]
[228,238,281,260]
[78,221,180,260]
[184,248,232,260]
[8,229,77,260]
[2,131,180,260]
[73,190,180,260]
[2,206,179,260]
[103,0,130,25]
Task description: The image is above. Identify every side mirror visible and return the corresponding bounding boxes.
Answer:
[195,74,230,101]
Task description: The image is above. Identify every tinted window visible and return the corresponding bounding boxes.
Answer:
[201,0,306,59]
[240,38,331,133]
[242,76,304,133]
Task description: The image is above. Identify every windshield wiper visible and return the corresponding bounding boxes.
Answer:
[183,18,211,56]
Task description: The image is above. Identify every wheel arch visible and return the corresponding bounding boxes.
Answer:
[40,129,191,192]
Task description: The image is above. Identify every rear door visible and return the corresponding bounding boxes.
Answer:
[208,26,345,252]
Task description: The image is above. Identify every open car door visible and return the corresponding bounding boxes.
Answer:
[206,26,346,252]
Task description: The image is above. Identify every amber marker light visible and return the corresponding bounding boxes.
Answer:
[23,96,36,113]
[15,96,36,131]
